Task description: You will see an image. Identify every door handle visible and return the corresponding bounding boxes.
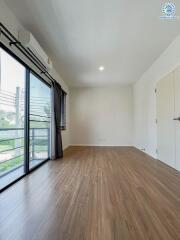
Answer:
[173,117,180,121]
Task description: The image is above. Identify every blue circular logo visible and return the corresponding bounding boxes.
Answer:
[162,2,176,16]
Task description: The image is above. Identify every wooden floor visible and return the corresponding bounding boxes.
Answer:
[0,146,180,240]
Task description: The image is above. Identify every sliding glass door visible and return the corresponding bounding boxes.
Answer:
[0,46,51,191]
[0,48,26,189]
[29,73,51,169]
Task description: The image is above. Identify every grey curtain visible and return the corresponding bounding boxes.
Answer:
[51,81,63,159]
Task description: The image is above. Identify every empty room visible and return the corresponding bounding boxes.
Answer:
[0,0,180,239]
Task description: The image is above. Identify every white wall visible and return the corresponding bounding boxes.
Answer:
[133,33,180,158]
[70,86,133,146]
[0,0,70,149]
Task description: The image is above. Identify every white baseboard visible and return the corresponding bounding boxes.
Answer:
[63,145,70,151]
[133,145,157,159]
[69,144,133,147]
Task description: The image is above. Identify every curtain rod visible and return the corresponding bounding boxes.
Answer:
[0,22,58,86]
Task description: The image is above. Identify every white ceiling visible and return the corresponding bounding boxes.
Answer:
[4,0,180,87]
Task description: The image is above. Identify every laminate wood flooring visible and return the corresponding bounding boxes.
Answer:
[0,146,180,240]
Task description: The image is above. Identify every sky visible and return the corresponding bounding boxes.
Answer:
[0,48,25,92]
[0,47,51,114]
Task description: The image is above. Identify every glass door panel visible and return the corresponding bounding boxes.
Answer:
[0,47,26,190]
[29,73,51,169]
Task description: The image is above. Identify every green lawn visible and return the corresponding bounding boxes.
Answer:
[0,143,48,175]
[0,143,14,152]
[0,155,24,175]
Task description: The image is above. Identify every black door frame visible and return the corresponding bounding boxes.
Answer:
[0,43,51,193]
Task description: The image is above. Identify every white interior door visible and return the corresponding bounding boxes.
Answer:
[156,72,176,168]
[174,67,180,171]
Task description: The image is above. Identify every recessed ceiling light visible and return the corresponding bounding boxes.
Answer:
[99,66,104,72]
